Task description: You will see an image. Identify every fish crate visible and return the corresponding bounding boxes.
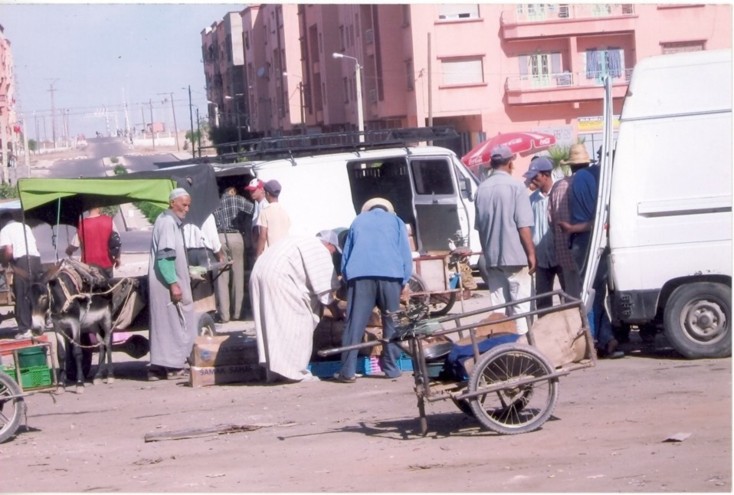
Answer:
[359,353,414,376]
[19,366,53,390]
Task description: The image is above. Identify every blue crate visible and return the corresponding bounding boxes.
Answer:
[359,354,414,376]
[308,360,342,378]
[309,353,414,378]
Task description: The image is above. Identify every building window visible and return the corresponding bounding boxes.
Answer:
[405,59,414,91]
[402,4,411,26]
[339,25,345,51]
[438,4,479,20]
[585,48,624,81]
[518,52,562,87]
[516,4,565,21]
[342,77,349,103]
[661,40,705,54]
[441,58,484,86]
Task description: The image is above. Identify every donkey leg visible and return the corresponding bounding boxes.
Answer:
[53,327,67,394]
[70,324,85,394]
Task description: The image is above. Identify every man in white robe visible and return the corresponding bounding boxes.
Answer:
[250,231,342,383]
[147,188,198,380]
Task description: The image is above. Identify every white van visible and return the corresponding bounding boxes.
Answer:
[605,49,732,358]
[232,142,481,312]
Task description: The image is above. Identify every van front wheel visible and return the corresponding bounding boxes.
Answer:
[664,282,731,359]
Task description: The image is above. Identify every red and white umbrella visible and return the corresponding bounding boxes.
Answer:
[461,132,557,173]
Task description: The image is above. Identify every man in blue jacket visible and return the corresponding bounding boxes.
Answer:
[334,197,413,383]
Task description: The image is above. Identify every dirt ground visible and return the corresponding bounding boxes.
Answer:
[0,291,731,493]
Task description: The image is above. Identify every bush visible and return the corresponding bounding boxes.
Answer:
[0,183,18,199]
[113,164,127,175]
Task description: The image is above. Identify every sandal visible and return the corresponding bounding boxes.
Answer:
[166,368,189,380]
[332,373,356,384]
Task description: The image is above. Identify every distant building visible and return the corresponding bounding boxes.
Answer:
[201,3,732,167]
[0,22,19,181]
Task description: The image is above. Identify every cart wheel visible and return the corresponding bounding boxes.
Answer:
[408,274,455,317]
[0,371,26,444]
[198,313,218,336]
[468,343,558,435]
[428,292,456,317]
[451,396,475,418]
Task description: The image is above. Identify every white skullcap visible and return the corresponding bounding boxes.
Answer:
[169,188,190,201]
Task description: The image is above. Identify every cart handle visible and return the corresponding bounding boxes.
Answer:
[317,337,391,357]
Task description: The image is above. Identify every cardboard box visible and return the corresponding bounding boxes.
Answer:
[190,333,259,368]
[189,364,263,387]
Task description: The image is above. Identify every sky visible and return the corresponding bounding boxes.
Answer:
[2,2,242,140]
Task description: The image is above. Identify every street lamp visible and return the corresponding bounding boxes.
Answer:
[283,72,305,133]
[332,52,364,142]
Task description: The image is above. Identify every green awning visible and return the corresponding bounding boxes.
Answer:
[17,177,176,226]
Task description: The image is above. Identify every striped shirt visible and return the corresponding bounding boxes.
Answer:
[548,177,575,271]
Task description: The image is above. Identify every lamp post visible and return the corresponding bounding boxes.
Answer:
[283,72,306,133]
[332,52,364,142]
[186,85,195,158]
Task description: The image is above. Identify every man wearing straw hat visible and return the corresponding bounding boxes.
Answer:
[333,197,413,383]
[147,187,198,380]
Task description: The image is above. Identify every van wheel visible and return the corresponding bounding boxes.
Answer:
[198,313,218,337]
[664,283,731,359]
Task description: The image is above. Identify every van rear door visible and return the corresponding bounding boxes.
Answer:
[408,156,467,252]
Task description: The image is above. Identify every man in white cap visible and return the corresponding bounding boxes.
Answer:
[474,144,536,335]
[333,197,413,383]
[250,231,343,383]
[146,187,197,380]
[524,156,561,310]
[254,179,291,259]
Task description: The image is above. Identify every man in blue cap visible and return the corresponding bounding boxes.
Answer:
[524,156,562,310]
[474,145,536,335]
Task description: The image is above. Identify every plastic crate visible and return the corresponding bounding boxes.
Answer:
[20,366,53,390]
[308,360,342,378]
[18,347,47,368]
[359,354,414,376]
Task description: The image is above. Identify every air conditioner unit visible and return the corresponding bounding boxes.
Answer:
[365,29,374,44]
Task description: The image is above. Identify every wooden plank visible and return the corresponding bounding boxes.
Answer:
[143,422,296,443]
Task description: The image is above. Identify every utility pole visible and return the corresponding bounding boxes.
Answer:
[188,85,195,158]
[196,107,202,158]
[149,99,156,149]
[48,80,58,148]
[170,92,180,151]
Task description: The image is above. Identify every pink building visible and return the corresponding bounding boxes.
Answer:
[202,4,731,168]
[0,23,17,180]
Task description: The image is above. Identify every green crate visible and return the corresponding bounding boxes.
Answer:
[20,366,52,390]
[2,365,17,379]
[18,347,48,368]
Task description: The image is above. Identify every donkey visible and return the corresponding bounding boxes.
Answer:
[30,260,138,394]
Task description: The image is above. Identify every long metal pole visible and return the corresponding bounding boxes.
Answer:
[196,107,202,158]
[299,81,305,133]
[170,92,180,151]
[149,99,156,149]
[355,62,364,143]
[188,85,195,158]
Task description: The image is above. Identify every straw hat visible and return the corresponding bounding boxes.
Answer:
[361,197,395,213]
[562,144,591,165]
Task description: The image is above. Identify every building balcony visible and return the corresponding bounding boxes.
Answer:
[504,69,632,105]
[501,4,637,39]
